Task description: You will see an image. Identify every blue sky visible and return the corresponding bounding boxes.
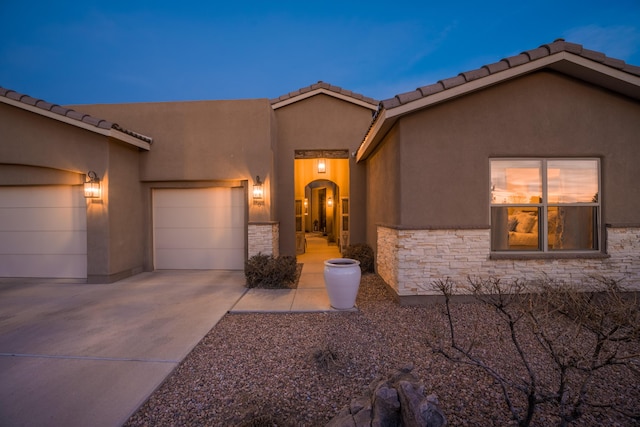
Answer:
[1,1,639,105]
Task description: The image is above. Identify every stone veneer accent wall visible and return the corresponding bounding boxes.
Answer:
[377,226,640,296]
[248,222,279,258]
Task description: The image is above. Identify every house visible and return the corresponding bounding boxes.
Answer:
[1,39,639,302]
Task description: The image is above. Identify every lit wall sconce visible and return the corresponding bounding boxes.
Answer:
[317,158,326,173]
[327,197,333,208]
[84,171,101,199]
[304,198,308,215]
[253,175,264,206]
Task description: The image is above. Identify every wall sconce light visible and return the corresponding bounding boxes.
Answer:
[317,158,326,173]
[84,171,101,198]
[253,175,264,206]
[304,198,308,215]
[327,197,333,208]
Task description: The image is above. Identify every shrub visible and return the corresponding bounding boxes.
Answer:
[342,243,374,273]
[244,253,298,288]
[429,276,640,427]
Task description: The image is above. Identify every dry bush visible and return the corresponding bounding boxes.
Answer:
[429,276,640,427]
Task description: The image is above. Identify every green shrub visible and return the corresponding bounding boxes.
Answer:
[342,243,374,273]
[245,253,298,288]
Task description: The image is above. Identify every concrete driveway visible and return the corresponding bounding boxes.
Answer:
[0,270,246,427]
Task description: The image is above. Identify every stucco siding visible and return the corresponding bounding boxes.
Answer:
[396,71,640,228]
[365,126,402,252]
[274,94,373,256]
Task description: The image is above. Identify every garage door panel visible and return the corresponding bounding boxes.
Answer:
[154,227,243,250]
[153,188,244,208]
[0,231,87,254]
[0,186,84,208]
[0,207,87,231]
[154,249,244,270]
[154,206,243,229]
[0,254,87,278]
[0,186,87,279]
[153,188,245,270]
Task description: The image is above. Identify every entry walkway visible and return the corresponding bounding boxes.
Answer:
[230,234,344,312]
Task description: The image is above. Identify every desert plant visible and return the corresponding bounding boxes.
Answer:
[342,243,374,273]
[312,342,340,370]
[428,276,640,427]
[244,253,298,288]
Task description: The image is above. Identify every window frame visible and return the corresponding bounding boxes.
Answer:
[490,158,601,254]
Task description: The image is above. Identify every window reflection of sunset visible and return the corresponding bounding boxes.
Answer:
[548,160,598,203]
[491,160,541,204]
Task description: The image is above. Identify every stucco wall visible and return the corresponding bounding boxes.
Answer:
[1,103,107,173]
[366,70,640,297]
[393,71,640,228]
[274,94,374,256]
[0,103,144,283]
[365,125,402,252]
[75,99,276,224]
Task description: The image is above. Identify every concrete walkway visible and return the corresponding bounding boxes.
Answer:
[230,234,343,312]
[0,270,246,427]
[0,235,342,427]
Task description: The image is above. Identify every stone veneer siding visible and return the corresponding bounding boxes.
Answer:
[377,226,640,296]
[248,222,279,258]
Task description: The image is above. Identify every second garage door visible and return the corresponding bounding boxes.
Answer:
[153,187,245,270]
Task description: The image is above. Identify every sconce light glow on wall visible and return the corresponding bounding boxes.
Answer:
[253,175,264,206]
[317,158,326,173]
[327,197,333,208]
[84,171,101,199]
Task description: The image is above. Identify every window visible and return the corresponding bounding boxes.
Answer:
[490,159,600,252]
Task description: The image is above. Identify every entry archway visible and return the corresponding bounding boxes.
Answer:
[294,152,350,255]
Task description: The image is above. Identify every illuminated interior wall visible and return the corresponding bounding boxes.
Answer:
[294,158,349,242]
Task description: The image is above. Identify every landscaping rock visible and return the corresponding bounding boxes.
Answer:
[326,366,446,427]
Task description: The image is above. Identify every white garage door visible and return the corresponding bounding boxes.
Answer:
[0,186,87,279]
[153,187,245,270]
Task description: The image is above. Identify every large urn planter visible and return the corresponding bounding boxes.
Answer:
[323,258,361,310]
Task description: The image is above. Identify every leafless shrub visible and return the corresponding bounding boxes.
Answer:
[312,342,340,370]
[429,276,640,427]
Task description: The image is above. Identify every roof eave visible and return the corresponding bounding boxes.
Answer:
[271,88,378,111]
[0,95,152,150]
[357,51,640,162]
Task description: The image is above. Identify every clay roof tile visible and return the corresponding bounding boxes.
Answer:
[504,53,530,67]
[581,48,606,63]
[622,63,640,76]
[417,82,445,96]
[524,46,550,61]
[439,75,466,89]
[460,67,490,82]
[483,60,510,74]
[395,90,423,105]
[603,57,626,70]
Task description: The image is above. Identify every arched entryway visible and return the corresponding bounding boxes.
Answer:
[294,151,350,255]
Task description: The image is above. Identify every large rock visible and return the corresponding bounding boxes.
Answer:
[326,365,446,427]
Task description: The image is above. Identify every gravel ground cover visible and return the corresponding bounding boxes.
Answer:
[125,274,639,426]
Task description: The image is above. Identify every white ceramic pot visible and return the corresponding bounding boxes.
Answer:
[323,258,361,310]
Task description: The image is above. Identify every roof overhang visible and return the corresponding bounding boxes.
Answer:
[271,87,378,111]
[357,51,640,162]
[0,95,152,151]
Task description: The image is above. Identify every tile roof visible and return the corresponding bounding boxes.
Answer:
[380,39,640,110]
[0,86,153,144]
[357,39,640,162]
[271,80,378,108]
